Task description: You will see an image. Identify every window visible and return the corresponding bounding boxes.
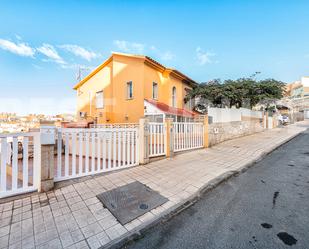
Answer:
[152,82,158,99]
[172,86,177,107]
[95,91,104,109]
[127,81,133,99]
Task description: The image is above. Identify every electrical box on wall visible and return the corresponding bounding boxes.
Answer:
[40,126,55,145]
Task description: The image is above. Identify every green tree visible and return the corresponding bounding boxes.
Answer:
[185,77,285,111]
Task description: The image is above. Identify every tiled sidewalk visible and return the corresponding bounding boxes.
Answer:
[0,121,308,249]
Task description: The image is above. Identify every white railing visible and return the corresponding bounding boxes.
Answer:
[0,132,40,198]
[173,122,204,152]
[149,123,166,157]
[90,123,139,129]
[55,128,139,182]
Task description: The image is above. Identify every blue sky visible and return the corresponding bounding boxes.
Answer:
[0,0,308,114]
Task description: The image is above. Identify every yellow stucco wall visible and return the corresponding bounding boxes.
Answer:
[75,54,193,124]
[76,62,112,123]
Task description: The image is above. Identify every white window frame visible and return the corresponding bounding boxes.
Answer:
[95,90,104,109]
[126,81,133,99]
[152,82,158,100]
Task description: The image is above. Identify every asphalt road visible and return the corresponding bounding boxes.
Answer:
[123,129,309,249]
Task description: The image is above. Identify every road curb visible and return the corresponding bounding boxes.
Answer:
[101,130,304,249]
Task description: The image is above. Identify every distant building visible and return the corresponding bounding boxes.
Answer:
[285,77,309,98]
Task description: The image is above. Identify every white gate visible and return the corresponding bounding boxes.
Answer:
[0,132,40,198]
[148,123,166,157]
[55,128,139,182]
[173,122,204,152]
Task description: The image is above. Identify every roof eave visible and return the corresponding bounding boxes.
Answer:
[73,56,113,90]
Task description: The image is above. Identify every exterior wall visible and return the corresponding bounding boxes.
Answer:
[208,108,241,123]
[76,62,112,123]
[143,66,191,110]
[111,54,145,123]
[208,120,264,146]
[208,107,263,123]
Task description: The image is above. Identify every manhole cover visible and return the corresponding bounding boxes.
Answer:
[97,181,168,225]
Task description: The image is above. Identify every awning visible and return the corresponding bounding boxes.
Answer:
[144,99,199,118]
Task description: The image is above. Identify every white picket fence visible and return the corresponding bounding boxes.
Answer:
[173,122,204,152]
[0,132,40,198]
[55,128,139,182]
[148,123,166,157]
[0,121,206,198]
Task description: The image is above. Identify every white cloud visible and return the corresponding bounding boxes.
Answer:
[0,39,35,57]
[113,40,145,54]
[37,43,66,64]
[59,44,100,61]
[196,46,217,65]
[60,63,95,71]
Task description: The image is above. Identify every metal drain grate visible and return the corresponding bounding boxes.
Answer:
[97,181,168,225]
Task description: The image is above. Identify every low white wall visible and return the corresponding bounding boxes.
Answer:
[208,108,241,123]
[208,107,263,123]
[240,108,263,119]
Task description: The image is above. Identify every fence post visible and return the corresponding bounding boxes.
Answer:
[165,118,174,157]
[40,123,56,192]
[203,115,209,148]
[139,118,149,165]
[265,112,269,129]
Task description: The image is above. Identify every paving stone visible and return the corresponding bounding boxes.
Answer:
[74,240,89,249]
[0,218,11,228]
[0,235,9,249]
[84,198,99,206]
[21,236,35,249]
[70,229,84,244]
[9,231,22,245]
[60,231,74,248]
[95,231,110,246]
[34,229,58,246]
[36,238,62,249]
[0,226,10,237]
[8,240,21,249]
[98,215,118,230]
[105,224,127,241]
[86,236,100,249]
[91,208,110,221]
[81,222,102,239]
[2,211,12,219]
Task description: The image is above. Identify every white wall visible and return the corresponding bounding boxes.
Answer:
[240,108,263,118]
[208,108,241,123]
[208,107,263,123]
[301,77,309,87]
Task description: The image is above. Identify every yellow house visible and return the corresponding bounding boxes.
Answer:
[73,52,199,124]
